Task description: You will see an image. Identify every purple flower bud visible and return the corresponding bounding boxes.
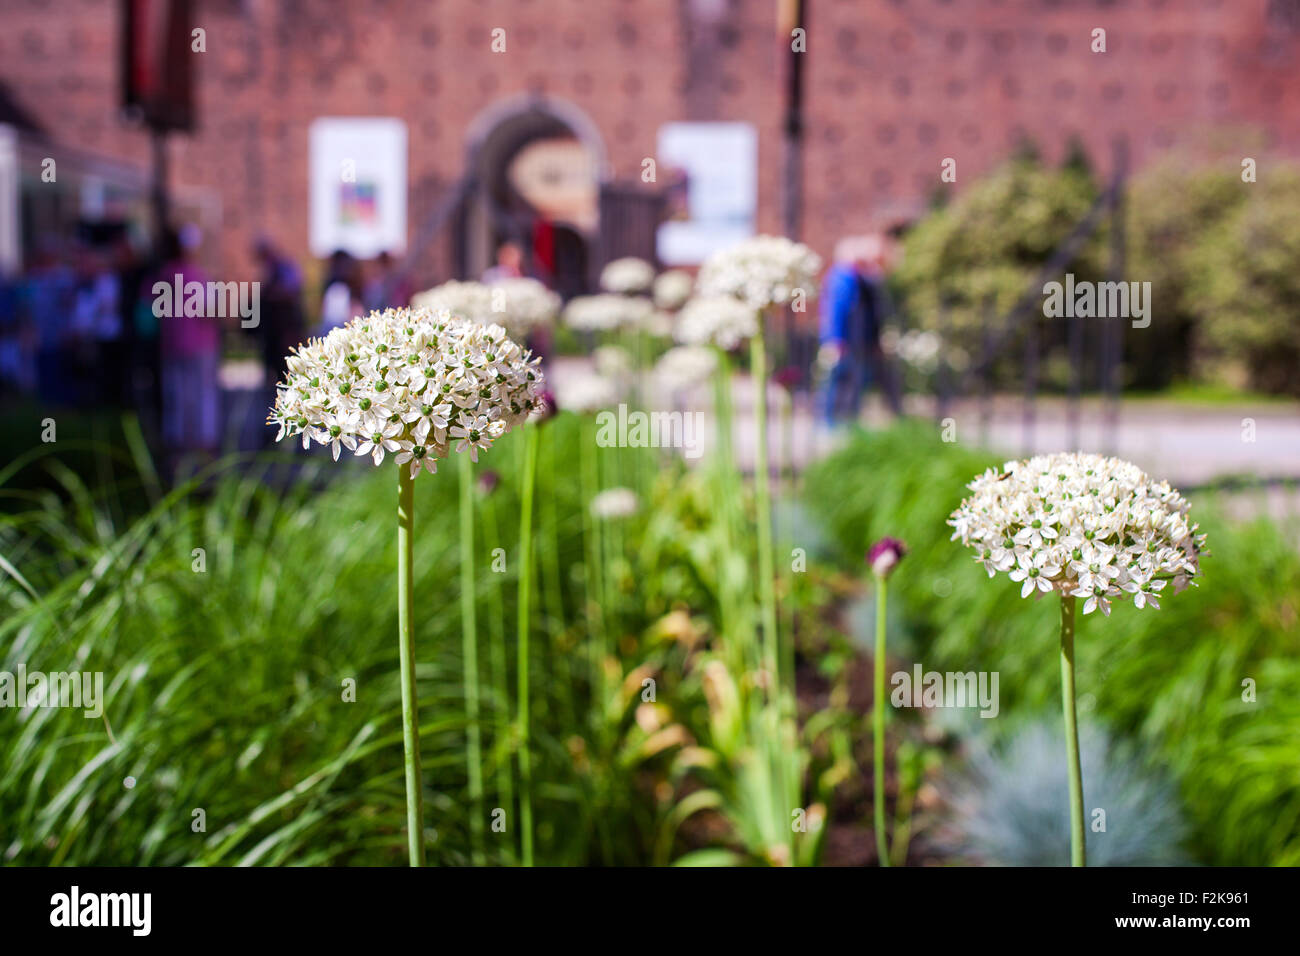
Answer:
[477,469,500,496]
[773,365,802,392]
[535,389,558,423]
[867,537,908,579]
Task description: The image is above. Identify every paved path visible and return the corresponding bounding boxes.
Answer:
[551,356,1300,488]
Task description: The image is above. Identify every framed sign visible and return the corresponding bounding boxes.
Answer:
[654,122,757,266]
[308,117,407,258]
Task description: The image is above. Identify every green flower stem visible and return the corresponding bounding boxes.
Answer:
[873,573,889,867]
[601,442,620,646]
[1059,592,1086,867]
[750,332,781,698]
[480,492,513,840]
[712,350,747,678]
[517,425,539,866]
[396,467,425,867]
[579,419,605,713]
[780,388,797,687]
[458,451,485,865]
[751,329,796,861]
[539,431,574,730]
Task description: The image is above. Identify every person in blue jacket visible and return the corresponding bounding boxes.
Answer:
[818,235,883,425]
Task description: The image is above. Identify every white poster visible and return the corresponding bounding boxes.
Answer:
[309,117,407,258]
[655,122,757,266]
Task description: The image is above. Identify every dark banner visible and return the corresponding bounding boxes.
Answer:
[120,0,195,132]
[0,865,1287,942]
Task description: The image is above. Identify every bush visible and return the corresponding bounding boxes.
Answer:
[1125,160,1245,389]
[893,147,1300,396]
[1188,167,1300,396]
[891,151,1104,389]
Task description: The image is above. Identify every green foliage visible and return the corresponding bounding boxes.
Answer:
[0,408,841,866]
[1187,167,1300,396]
[891,153,1103,382]
[1125,160,1245,388]
[804,421,1300,865]
[0,414,702,865]
[892,149,1300,396]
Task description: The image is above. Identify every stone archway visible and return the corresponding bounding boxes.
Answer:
[461,94,607,289]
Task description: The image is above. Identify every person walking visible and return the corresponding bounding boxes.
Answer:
[253,236,306,382]
[156,226,221,459]
[818,235,884,426]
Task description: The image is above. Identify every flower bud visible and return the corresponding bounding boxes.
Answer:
[867,537,908,579]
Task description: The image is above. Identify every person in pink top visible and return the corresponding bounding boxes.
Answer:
[156,225,220,457]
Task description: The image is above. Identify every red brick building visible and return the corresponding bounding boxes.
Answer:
[3,0,1300,287]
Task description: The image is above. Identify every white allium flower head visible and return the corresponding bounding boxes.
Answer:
[895,329,942,371]
[674,295,759,350]
[593,344,634,379]
[411,280,493,324]
[485,277,560,338]
[652,269,694,311]
[599,257,656,294]
[654,345,718,391]
[413,278,560,341]
[554,369,618,413]
[268,307,545,476]
[645,308,675,338]
[590,487,639,520]
[562,294,654,332]
[948,452,1206,615]
[696,235,823,311]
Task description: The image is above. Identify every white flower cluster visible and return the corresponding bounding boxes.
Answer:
[889,329,942,372]
[949,452,1205,615]
[652,269,694,310]
[411,280,492,323]
[554,369,618,413]
[654,345,718,391]
[696,235,823,310]
[485,277,560,338]
[562,294,653,332]
[645,308,675,337]
[590,487,639,519]
[412,278,558,340]
[674,295,759,350]
[600,257,656,294]
[593,344,633,379]
[269,307,545,476]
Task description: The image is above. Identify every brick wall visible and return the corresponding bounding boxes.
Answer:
[2,0,1299,283]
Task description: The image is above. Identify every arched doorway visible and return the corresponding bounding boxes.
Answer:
[461,94,606,299]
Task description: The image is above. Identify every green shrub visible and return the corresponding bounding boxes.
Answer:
[1125,160,1246,389]
[893,148,1300,396]
[892,152,1104,388]
[1188,167,1300,396]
